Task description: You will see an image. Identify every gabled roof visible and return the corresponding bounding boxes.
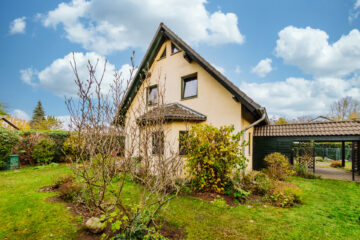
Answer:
[308,115,332,123]
[254,120,360,137]
[117,23,268,124]
[137,102,207,124]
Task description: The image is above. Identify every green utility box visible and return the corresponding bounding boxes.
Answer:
[2,155,19,170]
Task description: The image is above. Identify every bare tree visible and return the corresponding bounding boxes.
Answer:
[330,96,360,121]
[292,115,313,123]
[65,53,184,238]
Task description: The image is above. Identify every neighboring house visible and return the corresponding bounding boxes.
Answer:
[308,115,332,123]
[0,116,20,130]
[117,23,268,171]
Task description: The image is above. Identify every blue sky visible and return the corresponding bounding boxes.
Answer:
[1,0,360,124]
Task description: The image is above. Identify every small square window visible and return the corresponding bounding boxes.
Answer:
[179,131,188,155]
[182,74,197,99]
[152,131,164,155]
[171,42,180,54]
[159,47,166,59]
[147,85,158,106]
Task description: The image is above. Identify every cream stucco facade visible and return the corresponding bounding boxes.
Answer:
[124,39,257,171]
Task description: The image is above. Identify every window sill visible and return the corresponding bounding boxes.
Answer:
[181,96,197,101]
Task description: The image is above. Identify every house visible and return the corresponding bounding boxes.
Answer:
[0,116,20,130]
[117,23,269,171]
[308,115,332,123]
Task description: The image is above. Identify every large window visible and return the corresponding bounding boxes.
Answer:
[147,85,158,106]
[181,74,198,99]
[152,131,164,155]
[179,131,188,155]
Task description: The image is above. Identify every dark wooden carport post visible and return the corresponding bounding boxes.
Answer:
[341,141,345,167]
[352,141,355,181]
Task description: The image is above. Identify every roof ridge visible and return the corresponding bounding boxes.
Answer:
[269,119,360,127]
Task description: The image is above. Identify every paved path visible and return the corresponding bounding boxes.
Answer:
[315,167,360,182]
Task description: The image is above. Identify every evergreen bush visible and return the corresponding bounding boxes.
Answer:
[0,127,19,168]
[184,124,247,193]
[264,152,293,180]
[31,137,56,164]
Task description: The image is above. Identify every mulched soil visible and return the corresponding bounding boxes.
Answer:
[41,185,102,240]
[189,191,271,208]
[152,220,186,240]
[40,185,186,240]
[38,185,57,192]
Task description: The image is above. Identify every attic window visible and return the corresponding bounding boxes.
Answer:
[171,42,180,54]
[181,74,198,99]
[159,47,166,59]
[147,85,158,106]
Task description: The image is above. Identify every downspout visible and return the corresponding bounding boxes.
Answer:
[241,107,266,153]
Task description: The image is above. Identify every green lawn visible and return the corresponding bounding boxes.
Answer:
[0,165,78,240]
[1,165,360,240]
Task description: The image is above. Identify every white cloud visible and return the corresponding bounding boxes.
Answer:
[240,75,360,118]
[9,17,26,35]
[39,0,244,55]
[211,63,226,74]
[23,52,133,97]
[12,109,30,121]
[251,58,272,77]
[56,115,71,130]
[275,26,360,77]
[20,68,36,86]
[350,0,360,22]
[245,26,360,118]
[235,65,242,74]
[356,0,360,9]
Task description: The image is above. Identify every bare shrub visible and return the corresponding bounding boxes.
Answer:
[65,52,184,238]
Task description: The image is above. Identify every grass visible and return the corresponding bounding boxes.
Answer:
[164,177,360,240]
[0,164,78,240]
[1,165,360,240]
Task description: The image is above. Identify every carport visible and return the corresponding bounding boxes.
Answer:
[253,120,360,181]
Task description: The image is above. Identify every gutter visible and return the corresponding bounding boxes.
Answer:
[241,107,266,153]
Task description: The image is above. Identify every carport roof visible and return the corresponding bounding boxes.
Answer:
[254,120,360,137]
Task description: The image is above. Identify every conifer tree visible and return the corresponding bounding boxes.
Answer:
[30,101,45,127]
